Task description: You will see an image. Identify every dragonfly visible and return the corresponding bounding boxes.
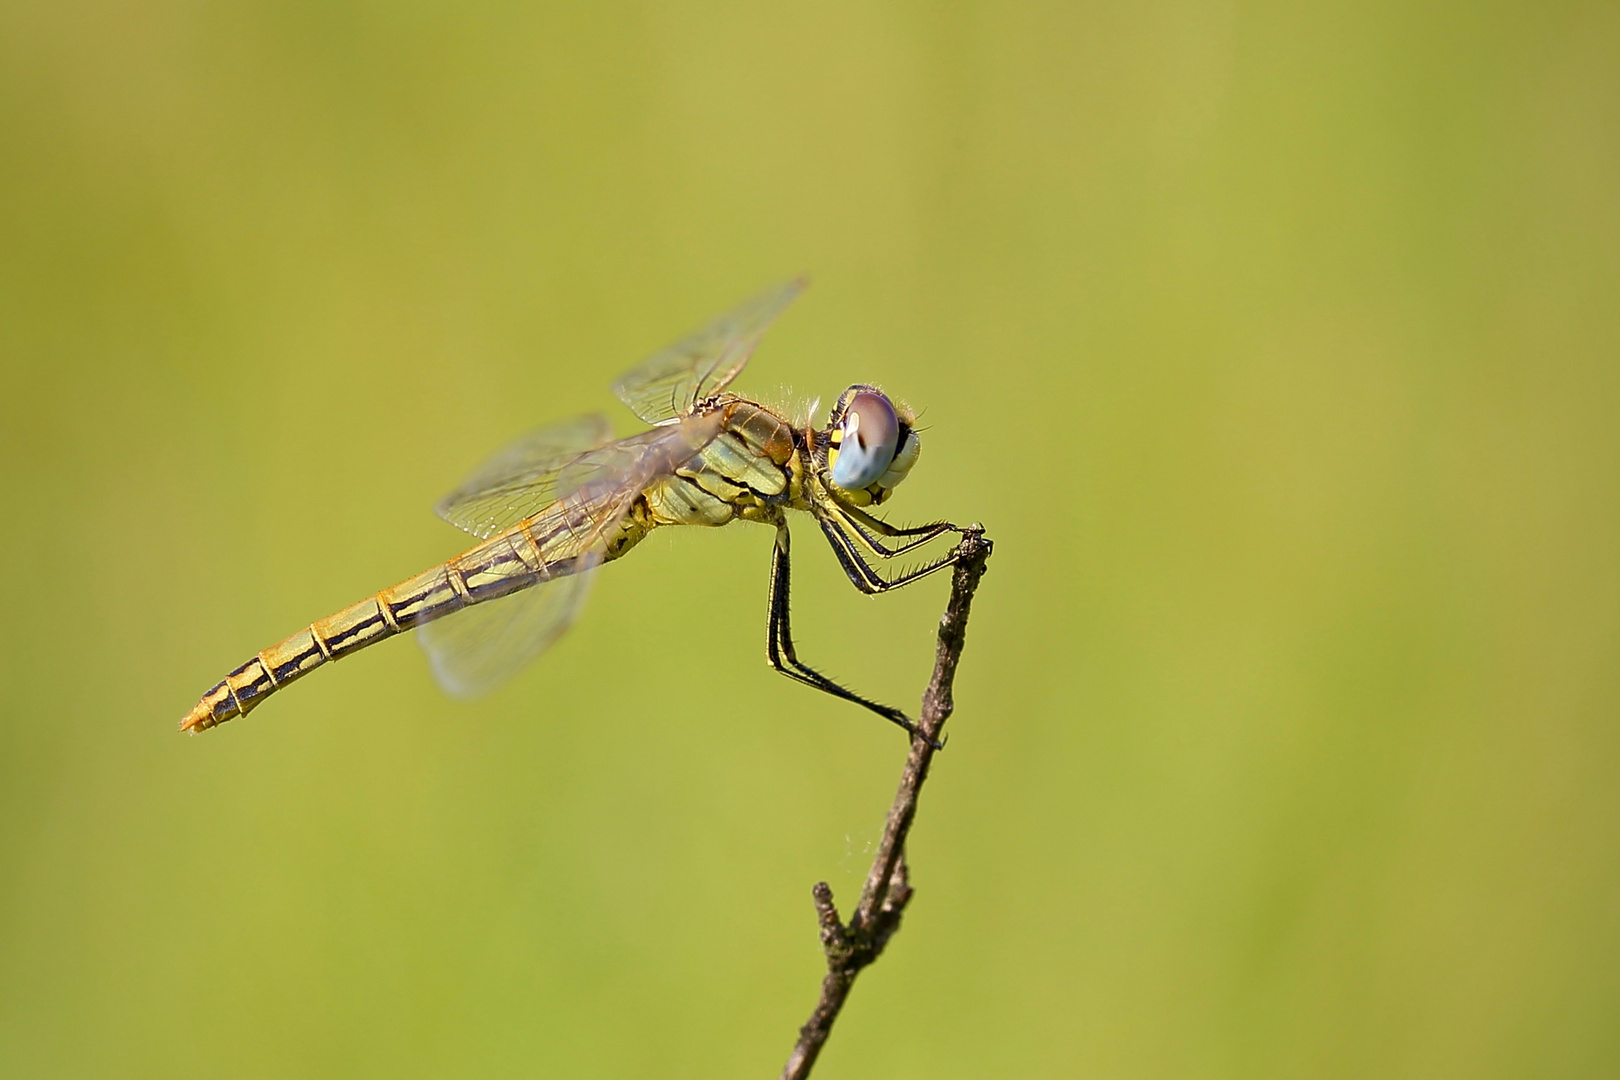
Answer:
[180,280,977,742]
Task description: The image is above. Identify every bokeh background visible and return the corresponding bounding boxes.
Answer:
[3,1,1618,1076]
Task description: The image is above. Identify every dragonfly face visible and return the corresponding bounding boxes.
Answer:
[823,384,920,507]
[181,280,976,742]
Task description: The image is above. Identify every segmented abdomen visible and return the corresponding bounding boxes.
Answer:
[179,528,580,733]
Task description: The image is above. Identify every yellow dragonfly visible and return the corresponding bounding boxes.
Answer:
[180,280,976,741]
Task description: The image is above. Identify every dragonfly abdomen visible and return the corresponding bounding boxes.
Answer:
[179,530,586,733]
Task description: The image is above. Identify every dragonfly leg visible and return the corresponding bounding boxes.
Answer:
[816,514,965,596]
[830,501,961,559]
[766,521,937,746]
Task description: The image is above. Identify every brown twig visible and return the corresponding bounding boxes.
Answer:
[779,527,993,1080]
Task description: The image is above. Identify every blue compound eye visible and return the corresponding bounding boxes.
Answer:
[831,391,900,489]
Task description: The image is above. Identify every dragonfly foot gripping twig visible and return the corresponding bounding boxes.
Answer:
[779,527,992,1080]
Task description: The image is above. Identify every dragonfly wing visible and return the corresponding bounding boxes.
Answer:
[417,413,726,697]
[417,554,600,698]
[435,414,616,539]
[554,413,724,504]
[611,278,806,424]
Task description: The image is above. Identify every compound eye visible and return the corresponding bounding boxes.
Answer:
[831,391,900,489]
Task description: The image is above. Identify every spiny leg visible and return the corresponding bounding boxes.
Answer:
[830,499,962,559]
[765,520,936,745]
[816,514,965,596]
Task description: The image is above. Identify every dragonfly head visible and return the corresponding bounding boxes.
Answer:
[824,385,920,506]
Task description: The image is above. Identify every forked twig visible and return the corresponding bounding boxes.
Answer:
[780,528,993,1080]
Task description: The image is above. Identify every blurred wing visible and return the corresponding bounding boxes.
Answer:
[435,414,615,539]
[553,413,724,506]
[417,413,726,697]
[417,555,599,698]
[611,278,806,424]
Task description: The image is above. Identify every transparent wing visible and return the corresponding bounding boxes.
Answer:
[553,413,723,506]
[435,414,615,539]
[416,413,727,697]
[417,555,599,698]
[611,278,806,424]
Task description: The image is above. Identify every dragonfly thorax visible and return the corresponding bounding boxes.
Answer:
[823,385,920,507]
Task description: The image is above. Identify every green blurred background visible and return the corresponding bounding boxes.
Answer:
[3,1,1618,1076]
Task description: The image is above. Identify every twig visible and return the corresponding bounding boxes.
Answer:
[779,527,993,1080]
